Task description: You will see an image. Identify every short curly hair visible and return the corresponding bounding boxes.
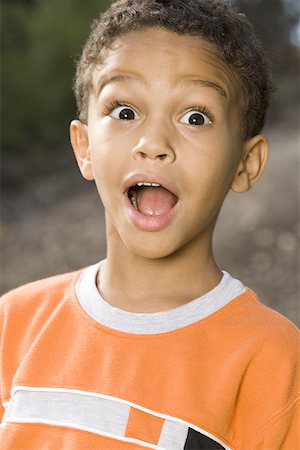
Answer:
[73,0,275,138]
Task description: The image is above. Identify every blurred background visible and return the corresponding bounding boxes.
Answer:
[1,0,299,325]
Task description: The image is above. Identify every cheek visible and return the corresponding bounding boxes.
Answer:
[181,143,239,205]
[89,120,135,169]
[182,139,232,180]
[89,143,126,209]
[89,125,118,168]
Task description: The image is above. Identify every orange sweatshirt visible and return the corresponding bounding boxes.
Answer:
[0,262,299,449]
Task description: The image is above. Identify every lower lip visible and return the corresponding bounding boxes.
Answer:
[124,194,182,232]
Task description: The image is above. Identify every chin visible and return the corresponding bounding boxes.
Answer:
[124,235,182,260]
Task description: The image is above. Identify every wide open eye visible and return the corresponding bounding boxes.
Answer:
[180,110,212,126]
[110,105,139,120]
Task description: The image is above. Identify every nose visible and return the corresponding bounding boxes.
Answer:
[131,120,176,163]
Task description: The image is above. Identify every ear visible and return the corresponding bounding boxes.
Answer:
[231,134,269,193]
[70,120,94,181]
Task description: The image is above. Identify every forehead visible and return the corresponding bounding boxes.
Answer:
[91,28,241,103]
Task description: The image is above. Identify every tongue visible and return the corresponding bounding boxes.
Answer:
[136,186,177,216]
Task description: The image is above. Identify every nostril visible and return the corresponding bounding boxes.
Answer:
[132,147,172,161]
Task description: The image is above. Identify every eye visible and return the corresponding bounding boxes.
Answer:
[180,110,212,126]
[110,105,138,120]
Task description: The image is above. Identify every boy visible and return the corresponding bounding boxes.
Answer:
[1,0,299,449]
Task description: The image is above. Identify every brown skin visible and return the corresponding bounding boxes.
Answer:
[70,28,268,313]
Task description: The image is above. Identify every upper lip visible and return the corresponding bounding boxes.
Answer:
[123,173,180,198]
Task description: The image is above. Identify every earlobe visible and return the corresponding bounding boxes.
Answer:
[70,120,94,181]
[231,134,269,193]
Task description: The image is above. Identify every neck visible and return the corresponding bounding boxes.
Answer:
[98,225,222,313]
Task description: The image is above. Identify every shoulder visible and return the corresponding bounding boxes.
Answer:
[230,291,299,446]
[232,289,299,399]
[223,289,299,386]
[251,298,299,369]
[232,289,299,347]
[0,269,82,322]
[0,269,84,365]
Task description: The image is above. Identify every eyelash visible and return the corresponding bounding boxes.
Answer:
[102,100,135,116]
[102,100,214,123]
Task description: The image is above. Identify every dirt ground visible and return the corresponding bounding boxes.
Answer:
[1,125,299,326]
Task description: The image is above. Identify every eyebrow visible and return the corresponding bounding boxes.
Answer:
[96,74,144,97]
[96,73,227,99]
[179,79,227,98]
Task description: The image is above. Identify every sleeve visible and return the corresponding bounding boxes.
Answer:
[251,398,299,450]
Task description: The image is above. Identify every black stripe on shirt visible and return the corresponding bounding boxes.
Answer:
[184,427,226,449]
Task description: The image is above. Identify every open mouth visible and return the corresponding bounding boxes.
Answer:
[127,182,178,216]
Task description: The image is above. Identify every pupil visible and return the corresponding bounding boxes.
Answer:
[189,113,204,125]
[120,108,135,120]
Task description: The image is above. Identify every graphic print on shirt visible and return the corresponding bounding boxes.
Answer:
[3,387,228,449]
[184,428,226,449]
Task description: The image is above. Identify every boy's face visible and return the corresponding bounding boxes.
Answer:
[71,28,267,259]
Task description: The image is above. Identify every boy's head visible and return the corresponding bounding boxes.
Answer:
[70,0,272,259]
[74,0,274,139]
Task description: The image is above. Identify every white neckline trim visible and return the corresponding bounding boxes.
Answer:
[75,261,245,335]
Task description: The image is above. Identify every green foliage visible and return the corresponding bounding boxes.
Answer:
[1,0,111,155]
